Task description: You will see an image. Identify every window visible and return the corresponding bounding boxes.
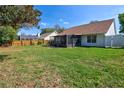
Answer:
[87,35,96,43]
[92,35,96,43]
[87,36,91,43]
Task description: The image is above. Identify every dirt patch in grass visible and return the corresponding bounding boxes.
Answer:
[41,71,62,87]
[0,47,23,53]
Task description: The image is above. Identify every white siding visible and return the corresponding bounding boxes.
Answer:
[81,22,116,47]
[44,31,58,40]
[81,35,87,46]
[104,22,124,47]
[105,22,116,36]
[105,35,124,48]
[97,34,105,47]
[81,34,105,47]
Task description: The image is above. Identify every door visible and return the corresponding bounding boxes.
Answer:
[75,36,81,46]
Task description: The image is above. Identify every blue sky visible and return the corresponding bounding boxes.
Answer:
[18,5,124,35]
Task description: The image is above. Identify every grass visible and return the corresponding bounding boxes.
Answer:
[0,46,124,88]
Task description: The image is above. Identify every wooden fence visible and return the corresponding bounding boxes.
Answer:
[11,40,49,46]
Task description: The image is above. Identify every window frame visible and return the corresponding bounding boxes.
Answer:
[87,35,97,43]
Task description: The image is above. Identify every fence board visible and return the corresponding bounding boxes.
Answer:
[11,40,49,46]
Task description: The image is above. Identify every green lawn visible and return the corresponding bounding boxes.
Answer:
[0,46,124,88]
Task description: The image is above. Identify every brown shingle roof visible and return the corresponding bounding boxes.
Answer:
[59,19,114,36]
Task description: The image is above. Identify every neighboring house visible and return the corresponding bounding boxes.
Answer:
[19,34,39,40]
[40,31,58,40]
[53,19,119,47]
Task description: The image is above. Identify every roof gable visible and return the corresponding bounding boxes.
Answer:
[40,32,52,38]
[59,19,114,35]
[40,31,57,39]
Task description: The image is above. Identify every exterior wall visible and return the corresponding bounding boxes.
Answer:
[97,34,105,47]
[81,22,116,47]
[104,22,124,47]
[20,35,39,40]
[81,34,105,47]
[105,35,124,48]
[105,22,116,36]
[44,31,58,40]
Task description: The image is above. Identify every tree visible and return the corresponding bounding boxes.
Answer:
[0,5,42,30]
[118,13,124,33]
[90,20,98,23]
[41,28,55,34]
[0,5,42,46]
[41,24,64,34]
[54,24,65,33]
[0,26,16,46]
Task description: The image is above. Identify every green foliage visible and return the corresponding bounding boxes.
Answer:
[41,24,64,34]
[0,5,42,30]
[41,28,55,34]
[0,6,42,45]
[54,24,65,33]
[118,13,124,33]
[0,26,16,45]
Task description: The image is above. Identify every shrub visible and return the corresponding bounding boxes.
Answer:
[37,40,43,45]
[0,26,16,46]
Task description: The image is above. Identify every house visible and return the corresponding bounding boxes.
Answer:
[19,34,39,40]
[40,31,58,41]
[53,19,117,47]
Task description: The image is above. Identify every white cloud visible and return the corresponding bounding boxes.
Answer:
[41,22,49,27]
[59,18,70,25]
[63,21,70,24]
[59,18,63,22]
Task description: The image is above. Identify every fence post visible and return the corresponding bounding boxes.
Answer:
[30,39,32,45]
[21,40,23,46]
[38,39,39,45]
[11,41,13,46]
[43,40,44,44]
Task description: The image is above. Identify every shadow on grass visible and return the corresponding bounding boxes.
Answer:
[0,55,8,62]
